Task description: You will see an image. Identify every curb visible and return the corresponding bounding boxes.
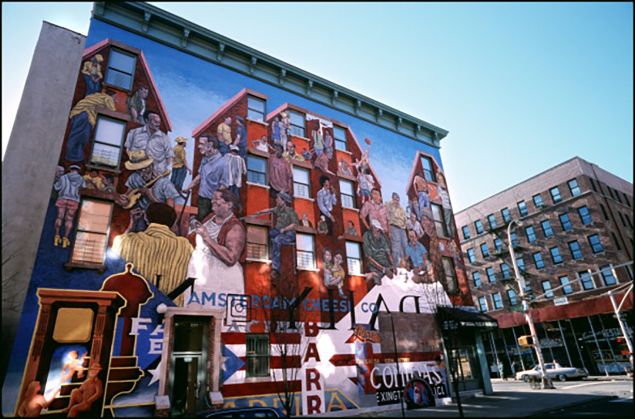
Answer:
[528,395,618,417]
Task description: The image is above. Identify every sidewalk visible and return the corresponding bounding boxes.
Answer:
[314,388,618,418]
[490,374,633,383]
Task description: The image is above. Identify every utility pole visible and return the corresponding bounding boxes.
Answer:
[507,219,554,389]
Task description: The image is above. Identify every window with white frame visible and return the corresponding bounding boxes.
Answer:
[247,155,267,185]
[247,95,266,122]
[467,248,476,263]
[501,207,511,223]
[421,156,437,182]
[296,233,316,269]
[104,49,136,90]
[246,334,270,377]
[587,234,604,253]
[500,263,511,279]
[472,271,482,287]
[599,265,617,286]
[474,220,484,234]
[525,225,537,243]
[486,267,496,283]
[478,296,488,312]
[90,116,127,169]
[577,206,592,225]
[559,276,573,295]
[532,251,545,269]
[517,200,528,217]
[462,225,471,240]
[431,204,448,237]
[480,242,490,258]
[506,289,518,305]
[492,292,503,310]
[345,241,362,275]
[549,246,563,264]
[293,167,311,198]
[246,225,269,260]
[442,257,458,294]
[568,240,583,260]
[288,110,305,137]
[550,186,562,204]
[70,199,113,266]
[487,214,497,230]
[541,220,554,237]
[333,125,347,151]
[568,178,581,197]
[541,281,554,298]
[533,194,544,208]
[339,179,356,209]
[579,271,595,290]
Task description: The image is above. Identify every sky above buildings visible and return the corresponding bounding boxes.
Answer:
[2,2,632,210]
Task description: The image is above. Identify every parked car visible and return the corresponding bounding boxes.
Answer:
[198,407,280,418]
[515,363,588,382]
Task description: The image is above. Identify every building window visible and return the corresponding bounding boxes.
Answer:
[486,267,496,283]
[480,242,490,258]
[70,199,113,266]
[431,204,448,237]
[599,203,609,220]
[246,225,269,260]
[568,240,583,260]
[579,271,594,290]
[516,256,525,273]
[549,246,563,264]
[568,178,581,197]
[510,232,520,248]
[472,272,482,288]
[462,225,471,240]
[587,234,604,253]
[559,213,572,231]
[474,220,484,234]
[559,276,573,295]
[487,214,497,230]
[333,125,347,151]
[247,95,266,122]
[494,237,503,253]
[421,156,436,182]
[611,232,622,250]
[104,49,136,90]
[442,257,458,294]
[541,281,554,299]
[500,263,511,279]
[576,206,592,225]
[532,252,545,269]
[599,265,617,286]
[501,207,511,223]
[288,110,305,137]
[296,233,316,269]
[492,292,503,310]
[247,155,267,185]
[89,116,126,169]
[613,188,623,204]
[541,220,554,238]
[550,186,562,204]
[533,194,544,208]
[466,248,476,264]
[623,192,631,207]
[345,241,363,275]
[246,334,270,377]
[292,167,311,198]
[618,212,626,227]
[589,177,597,192]
[339,179,356,209]
[517,200,528,217]
[506,289,518,306]
[478,296,488,312]
[525,226,537,243]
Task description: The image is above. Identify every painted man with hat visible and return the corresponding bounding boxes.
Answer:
[81,54,104,96]
[170,136,192,195]
[117,154,180,232]
[249,192,298,280]
[363,218,395,285]
[53,164,86,248]
[226,144,246,196]
[124,110,173,176]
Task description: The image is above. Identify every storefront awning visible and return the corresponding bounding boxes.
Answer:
[436,306,498,331]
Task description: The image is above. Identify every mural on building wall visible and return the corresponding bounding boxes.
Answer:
[1,20,473,418]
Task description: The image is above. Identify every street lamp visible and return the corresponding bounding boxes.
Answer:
[507,219,555,389]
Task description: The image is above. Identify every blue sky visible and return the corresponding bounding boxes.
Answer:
[2,2,632,210]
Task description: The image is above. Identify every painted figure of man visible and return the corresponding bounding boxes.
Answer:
[16,381,59,417]
[61,351,87,384]
[311,122,325,157]
[217,116,233,155]
[117,155,179,232]
[113,203,193,304]
[360,188,389,233]
[280,112,290,148]
[184,136,229,221]
[436,172,455,237]
[357,168,374,204]
[65,363,103,417]
[233,116,248,157]
[267,143,293,195]
[126,86,149,124]
[125,110,173,175]
[251,192,298,280]
[65,90,116,162]
[53,165,85,248]
[363,219,394,285]
[317,176,337,235]
[300,213,312,228]
[282,141,305,162]
[413,175,431,220]
[170,136,192,194]
[406,229,429,282]
[407,211,425,239]
[81,54,103,96]
[338,159,353,177]
[186,189,246,299]
[323,250,346,298]
[324,129,334,159]
[386,193,408,268]
[271,115,282,147]
[226,144,247,196]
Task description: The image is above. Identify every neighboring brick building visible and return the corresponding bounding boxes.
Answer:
[455,156,633,376]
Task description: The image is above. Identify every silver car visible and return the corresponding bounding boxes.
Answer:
[515,363,588,382]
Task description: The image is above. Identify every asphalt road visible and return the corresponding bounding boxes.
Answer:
[538,396,634,417]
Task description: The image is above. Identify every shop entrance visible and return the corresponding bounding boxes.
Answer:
[169,317,209,416]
